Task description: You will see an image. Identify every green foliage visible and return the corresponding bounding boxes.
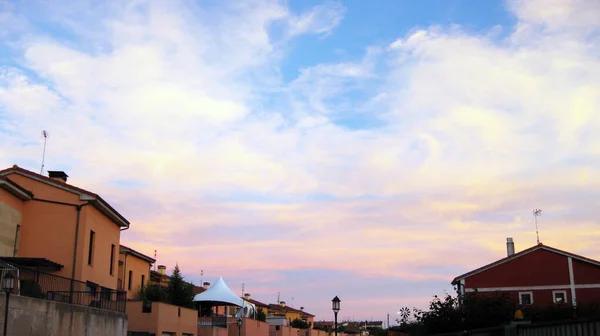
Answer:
[291,318,310,329]
[137,283,167,302]
[369,327,387,336]
[399,292,516,334]
[20,279,45,299]
[166,264,195,308]
[255,307,267,322]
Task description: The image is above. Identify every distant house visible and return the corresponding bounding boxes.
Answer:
[452,238,600,308]
[118,245,155,299]
[267,301,315,326]
[244,293,269,311]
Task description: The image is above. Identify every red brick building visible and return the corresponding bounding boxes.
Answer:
[452,239,600,308]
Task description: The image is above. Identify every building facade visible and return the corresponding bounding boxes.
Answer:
[453,239,600,308]
[0,165,129,292]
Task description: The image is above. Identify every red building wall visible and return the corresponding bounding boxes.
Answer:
[465,249,570,289]
[461,247,600,309]
[572,259,600,284]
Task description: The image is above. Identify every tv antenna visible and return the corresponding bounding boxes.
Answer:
[200,269,203,285]
[153,250,157,271]
[242,283,245,296]
[277,292,280,304]
[533,209,542,244]
[40,130,48,174]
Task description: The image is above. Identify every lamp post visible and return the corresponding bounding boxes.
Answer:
[332,296,340,336]
[237,316,243,336]
[3,271,15,336]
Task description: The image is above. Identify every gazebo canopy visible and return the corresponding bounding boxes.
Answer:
[193,276,245,306]
[193,276,256,318]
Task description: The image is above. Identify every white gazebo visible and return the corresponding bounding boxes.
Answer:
[193,277,255,318]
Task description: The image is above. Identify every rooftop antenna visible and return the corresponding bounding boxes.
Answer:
[277,292,280,304]
[242,283,245,296]
[153,250,157,271]
[40,130,48,174]
[201,269,203,285]
[533,209,542,244]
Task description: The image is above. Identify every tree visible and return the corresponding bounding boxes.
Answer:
[166,264,196,308]
[291,318,310,329]
[137,283,167,302]
[255,308,267,322]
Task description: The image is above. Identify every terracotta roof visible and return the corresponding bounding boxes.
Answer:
[452,243,600,284]
[0,165,129,228]
[120,245,156,263]
[244,297,269,308]
[268,303,315,317]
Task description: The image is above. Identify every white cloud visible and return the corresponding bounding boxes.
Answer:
[509,0,600,30]
[287,1,345,37]
[1,0,600,319]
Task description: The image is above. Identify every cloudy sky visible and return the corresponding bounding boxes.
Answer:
[1,0,599,321]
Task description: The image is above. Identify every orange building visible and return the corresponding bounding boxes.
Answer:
[0,165,129,292]
[119,245,155,299]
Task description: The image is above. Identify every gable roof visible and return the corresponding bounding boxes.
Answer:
[452,243,600,285]
[268,303,315,317]
[120,245,156,263]
[244,297,269,308]
[0,165,129,228]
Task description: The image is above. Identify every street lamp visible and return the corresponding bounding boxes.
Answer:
[332,296,340,336]
[3,271,15,336]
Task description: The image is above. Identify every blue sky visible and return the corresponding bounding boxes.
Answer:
[1,0,600,321]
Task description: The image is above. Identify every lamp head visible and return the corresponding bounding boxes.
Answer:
[332,296,341,313]
[2,271,14,292]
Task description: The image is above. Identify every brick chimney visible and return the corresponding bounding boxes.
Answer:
[157,265,166,275]
[48,171,68,183]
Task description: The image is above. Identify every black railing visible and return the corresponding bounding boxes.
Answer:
[0,261,126,313]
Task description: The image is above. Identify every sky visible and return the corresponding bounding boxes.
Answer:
[1,0,599,322]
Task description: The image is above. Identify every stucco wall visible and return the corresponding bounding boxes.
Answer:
[120,253,152,299]
[127,300,198,336]
[0,292,127,336]
[81,205,121,290]
[0,189,23,257]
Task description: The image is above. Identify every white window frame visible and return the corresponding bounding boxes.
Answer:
[519,291,533,305]
[553,290,567,304]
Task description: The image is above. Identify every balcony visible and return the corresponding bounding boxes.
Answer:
[0,260,126,313]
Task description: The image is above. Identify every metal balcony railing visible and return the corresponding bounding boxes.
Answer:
[0,260,126,313]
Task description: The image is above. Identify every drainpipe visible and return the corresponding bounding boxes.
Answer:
[12,225,20,257]
[69,203,89,303]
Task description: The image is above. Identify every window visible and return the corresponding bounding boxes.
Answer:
[141,274,145,288]
[87,230,95,265]
[128,270,133,290]
[553,290,567,304]
[100,286,112,301]
[519,291,533,305]
[110,244,115,275]
[86,281,98,296]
